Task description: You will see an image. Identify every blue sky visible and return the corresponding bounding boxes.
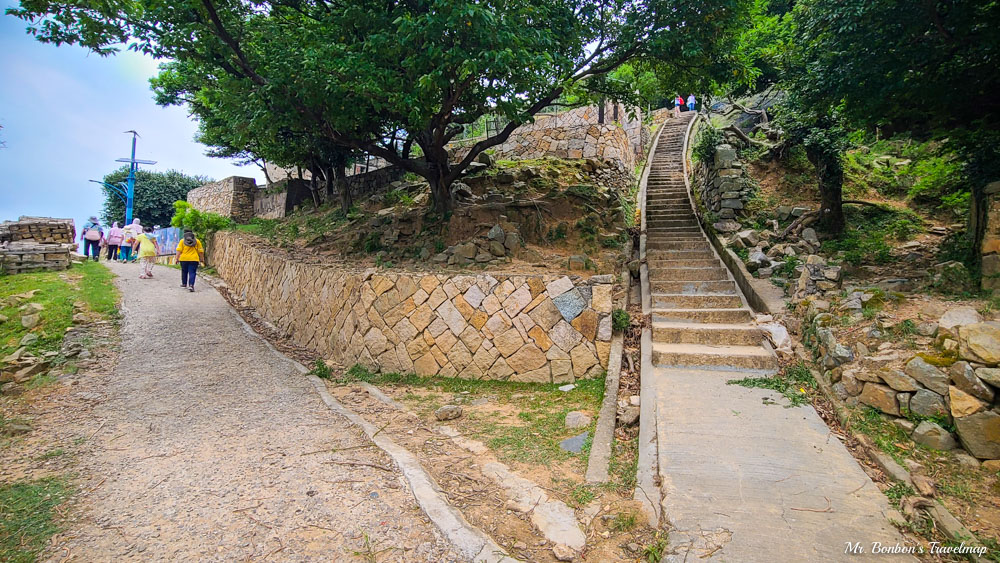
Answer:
[0,7,264,235]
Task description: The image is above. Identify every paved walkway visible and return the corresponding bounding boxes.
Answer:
[643,117,913,561]
[54,261,457,561]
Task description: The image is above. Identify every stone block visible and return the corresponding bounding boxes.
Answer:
[495,328,526,358]
[571,309,598,341]
[592,285,612,313]
[508,344,547,374]
[453,295,474,320]
[464,285,486,309]
[502,285,533,318]
[550,320,583,352]
[904,357,949,395]
[436,299,467,336]
[878,369,920,392]
[413,353,439,376]
[859,383,899,416]
[436,329,458,354]
[483,311,513,340]
[419,275,440,294]
[528,326,553,351]
[447,341,474,371]
[955,410,1000,459]
[427,287,447,310]
[459,326,483,354]
[552,289,586,322]
[470,310,489,330]
[487,356,514,380]
[527,278,546,297]
[910,389,949,419]
[428,317,449,338]
[482,294,502,315]
[570,344,598,376]
[959,322,1000,365]
[912,421,958,451]
[950,386,987,418]
[545,276,574,298]
[949,362,995,402]
[596,341,611,368]
[528,298,562,331]
[511,365,551,383]
[410,304,435,332]
[364,328,389,356]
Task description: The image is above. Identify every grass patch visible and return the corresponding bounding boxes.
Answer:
[849,406,913,464]
[727,361,815,407]
[607,436,639,494]
[343,364,604,466]
[1,261,118,361]
[0,476,72,562]
[611,510,638,532]
[642,532,669,563]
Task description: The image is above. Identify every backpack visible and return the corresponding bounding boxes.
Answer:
[84,228,102,241]
[183,231,196,247]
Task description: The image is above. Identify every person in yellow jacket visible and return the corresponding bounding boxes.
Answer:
[175,229,206,292]
[134,226,160,279]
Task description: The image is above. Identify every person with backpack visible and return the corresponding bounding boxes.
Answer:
[175,229,205,292]
[105,222,124,261]
[120,218,142,263]
[80,216,103,261]
[133,226,160,279]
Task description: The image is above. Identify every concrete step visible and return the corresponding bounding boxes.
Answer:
[652,308,753,323]
[646,240,711,251]
[649,258,720,268]
[652,293,745,309]
[648,266,729,281]
[649,279,738,294]
[647,249,717,260]
[653,320,764,346]
[651,342,778,373]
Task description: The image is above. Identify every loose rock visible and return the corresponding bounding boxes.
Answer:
[434,405,463,421]
[565,411,592,429]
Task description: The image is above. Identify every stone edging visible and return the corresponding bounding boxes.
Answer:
[809,365,988,560]
[634,328,660,526]
[682,115,782,315]
[222,303,517,563]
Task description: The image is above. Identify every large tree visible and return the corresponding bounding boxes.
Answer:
[10,0,753,213]
[785,0,1000,242]
[100,167,210,227]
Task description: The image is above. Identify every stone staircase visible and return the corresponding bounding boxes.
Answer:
[645,115,777,374]
[638,115,911,561]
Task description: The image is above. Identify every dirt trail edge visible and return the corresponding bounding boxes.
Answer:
[53,261,461,562]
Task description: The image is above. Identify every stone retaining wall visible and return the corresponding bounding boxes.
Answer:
[187,176,257,223]
[211,231,614,382]
[0,217,76,274]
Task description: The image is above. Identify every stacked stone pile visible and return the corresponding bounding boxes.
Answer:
[0,217,76,274]
[698,144,752,223]
[211,231,616,383]
[813,304,1000,462]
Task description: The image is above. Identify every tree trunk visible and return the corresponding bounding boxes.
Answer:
[806,146,845,234]
[428,175,453,214]
[308,170,321,207]
[422,142,455,213]
[336,165,351,215]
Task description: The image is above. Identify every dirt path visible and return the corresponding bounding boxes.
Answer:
[51,261,459,561]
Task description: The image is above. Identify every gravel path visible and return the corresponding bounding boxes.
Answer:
[55,261,458,561]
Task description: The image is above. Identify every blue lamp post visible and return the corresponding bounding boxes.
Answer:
[89,131,157,224]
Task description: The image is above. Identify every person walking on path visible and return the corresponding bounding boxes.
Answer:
[687,94,697,112]
[134,226,159,279]
[673,95,683,118]
[120,218,142,263]
[175,229,205,292]
[105,222,124,261]
[80,216,104,261]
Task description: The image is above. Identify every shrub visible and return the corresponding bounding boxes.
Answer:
[692,125,723,164]
[612,308,631,332]
[170,200,232,241]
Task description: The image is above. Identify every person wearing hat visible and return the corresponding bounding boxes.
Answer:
[175,229,205,292]
[80,216,104,261]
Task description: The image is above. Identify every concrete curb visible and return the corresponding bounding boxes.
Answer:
[682,115,785,315]
[634,328,660,526]
[808,366,988,560]
[223,302,517,563]
[585,239,632,483]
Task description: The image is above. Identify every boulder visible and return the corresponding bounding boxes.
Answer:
[949,386,987,418]
[565,411,592,429]
[487,224,505,243]
[938,306,982,338]
[878,369,921,392]
[434,405,463,421]
[736,230,759,247]
[801,228,820,246]
[949,362,995,402]
[909,389,949,419]
[911,420,957,450]
[859,383,899,416]
[954,410,1000,459]
[20,314,40,330]
[904,357,948,395]
[1,382,24,397]
[713,220,741,233]
[958,322,1000,365]
[618,406,640,427]
[976,367,1000,388]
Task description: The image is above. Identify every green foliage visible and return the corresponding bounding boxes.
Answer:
[727,361,815,407]
[692,125,724,164]
[0,477,72,562]
[774,256,799,278]
[642,533,670,563]
[383,189,415,207]
[884,483,916,504]
[820,205,921,266]
[612,309,631,332]
[308,359,333,380]
[99,167,210,227]
[610,511,638,532]
[169,201,232,242]
[10,0,758,215]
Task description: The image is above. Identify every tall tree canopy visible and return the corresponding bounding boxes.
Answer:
[10,0,754,212]
[100,167,210,228]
